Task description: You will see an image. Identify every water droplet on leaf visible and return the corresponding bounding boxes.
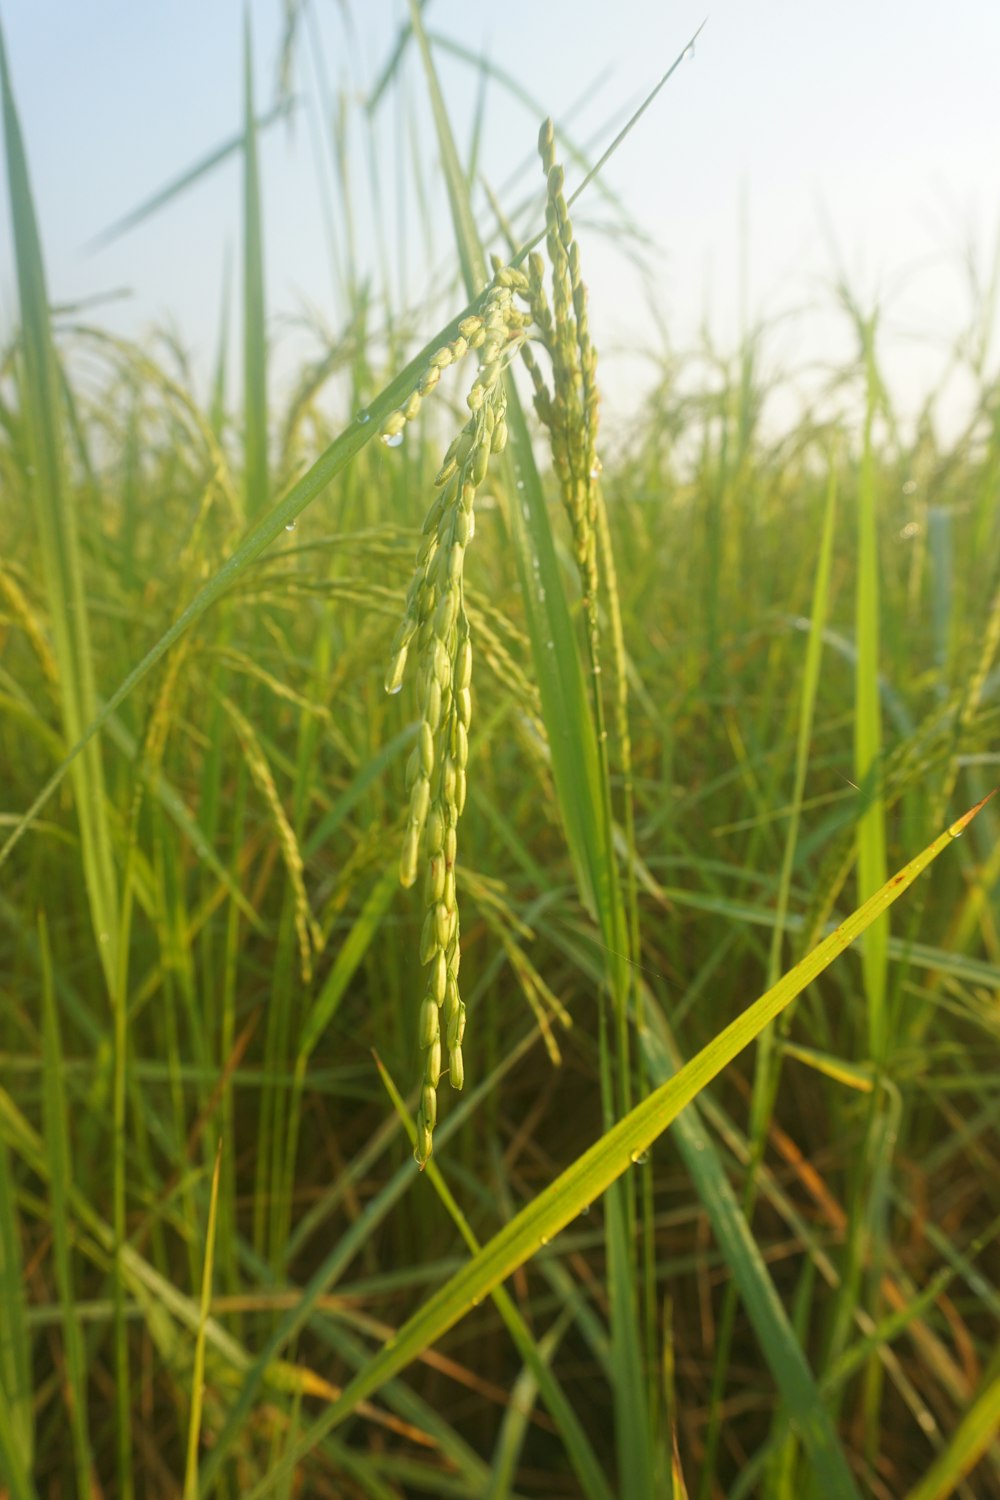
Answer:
[356,408,371,424]
[382,430,404,449]
[285,520,297,532]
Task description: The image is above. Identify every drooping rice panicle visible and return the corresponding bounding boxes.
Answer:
[385,125,608,1164]
[385,264,527,1163]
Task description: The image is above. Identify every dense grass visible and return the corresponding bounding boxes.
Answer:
[2,8,1000,1500]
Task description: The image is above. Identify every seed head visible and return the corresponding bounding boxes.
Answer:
[384,260,536,1163]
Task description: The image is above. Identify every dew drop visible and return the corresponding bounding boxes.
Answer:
[285,520,297,532]
[683,42,696,61]
[630,1148,650,1166]
[356,408,371,424]
[590,455,603,479]
[471,1295,481,1307]
[579,1203,591,1217]
[516,479,525,490]
[540,1234,551,1247]
[382,430,405,449]
[386,682,403,696]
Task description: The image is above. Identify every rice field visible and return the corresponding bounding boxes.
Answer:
[1,8,999,1499]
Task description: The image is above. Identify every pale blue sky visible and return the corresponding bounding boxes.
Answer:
[1,1,998,436]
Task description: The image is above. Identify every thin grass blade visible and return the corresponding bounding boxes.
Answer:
[0,1138,33,1495]
[183,1140,223,1500]
[38,915,94,1496]
[243,15,268,520]
[855,319,889,1060]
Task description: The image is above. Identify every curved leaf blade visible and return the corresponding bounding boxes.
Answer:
[245,795,990,1496]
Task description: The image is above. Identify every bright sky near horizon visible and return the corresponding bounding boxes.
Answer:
[1,1,998,439]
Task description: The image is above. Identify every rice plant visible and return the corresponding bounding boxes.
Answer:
[1,7,999,1500]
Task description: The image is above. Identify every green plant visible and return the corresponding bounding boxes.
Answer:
[1,8,999,1499]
